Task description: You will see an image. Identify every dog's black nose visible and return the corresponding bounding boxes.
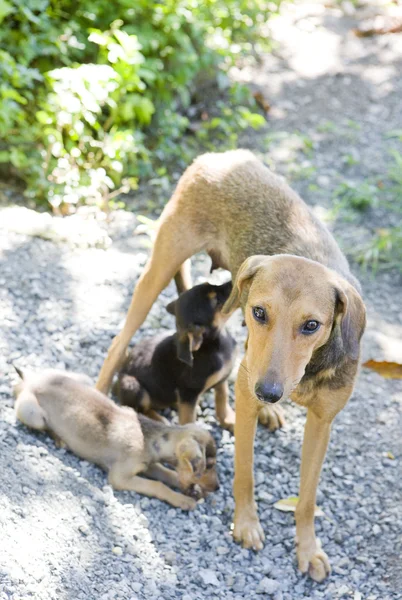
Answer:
[254,381,283,403]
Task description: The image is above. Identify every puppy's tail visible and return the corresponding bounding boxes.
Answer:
[13,364,25,380]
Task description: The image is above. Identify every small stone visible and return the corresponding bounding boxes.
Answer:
[131,583,143,593]
[112,546,123,556]
[165,551,176,565]
[337,585,350,596]
[256,577,280,595]
[78,525,89,536]
[199,569,220,587]
[217,545,229,555]
[372,524,381,536]
[317,175,331,188]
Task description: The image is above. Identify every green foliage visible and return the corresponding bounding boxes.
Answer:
[352,150,402,272]
[0,0,278,211]
[387,149,402,193]
[333,181,378,212]
[357,227,402,273]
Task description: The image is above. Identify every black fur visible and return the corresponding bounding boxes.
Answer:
[115,281,236,416]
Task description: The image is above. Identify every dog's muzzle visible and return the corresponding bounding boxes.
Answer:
[254,381,284,404]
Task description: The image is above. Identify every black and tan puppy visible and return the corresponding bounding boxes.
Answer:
[114,281,237,430]
[13,368,219,509]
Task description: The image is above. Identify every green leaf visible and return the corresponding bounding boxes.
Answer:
[0,0,12,23]
[36,110,52,125]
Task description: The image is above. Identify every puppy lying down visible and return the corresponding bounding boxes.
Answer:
[13,368,219,510]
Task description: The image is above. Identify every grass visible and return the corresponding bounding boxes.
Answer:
[333,181,378,213]
[355,150,402,273]
[357,227,402,273]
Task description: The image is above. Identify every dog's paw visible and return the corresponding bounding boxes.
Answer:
[178,495,197,511]
[187,483,203,500]
[258,404,285,431]
[218,406,236,433]
[233,513,265,551]
[297,538,331,582]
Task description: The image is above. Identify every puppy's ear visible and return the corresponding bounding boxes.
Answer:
[335,281,366,360]
[222,255,267,315]
[216,280,233,306]
[177,438,205,479]
[166,299,177,315]
[177,335,193,366]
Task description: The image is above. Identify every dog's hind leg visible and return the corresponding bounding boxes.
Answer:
[115,373,144,408]
[214,380,235,432]
[108,461,196,510]
[15,390,47,431]
[174,258,192,294]
[97,213,205,394]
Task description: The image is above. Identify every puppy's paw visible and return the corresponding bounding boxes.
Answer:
[297,538,331,582]
[258,404,285,431]
[218,406,236,433]
[179,496,197,511]
[187,483,203,500]
[233,512,265,551]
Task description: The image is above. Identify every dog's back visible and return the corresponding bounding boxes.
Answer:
[171,150,356,286]
[15,369,144,468]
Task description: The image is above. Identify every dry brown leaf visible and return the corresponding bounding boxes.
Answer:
[273,496,324,517]
[363,360,402,379]
[353,15,402,37]
[253,91,271,114]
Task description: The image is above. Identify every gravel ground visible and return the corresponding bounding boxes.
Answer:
[1,2,402,599]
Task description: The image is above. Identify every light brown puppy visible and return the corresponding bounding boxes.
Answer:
[14,368,218,509]
[96,150,366,581]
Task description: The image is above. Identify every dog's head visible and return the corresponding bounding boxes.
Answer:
[166,281,232,366]
[223,254,366,403]
[175,426,219,497]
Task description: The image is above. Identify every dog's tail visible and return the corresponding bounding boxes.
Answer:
[13,364,24,380]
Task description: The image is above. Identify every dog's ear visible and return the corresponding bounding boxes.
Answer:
[335,282,366,360]
[166,299,177,315]
[177,438,205,480]
[222,255,267,315]
[216,280,233,306]
[177,334,193,366]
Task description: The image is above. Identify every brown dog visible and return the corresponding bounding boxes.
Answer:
[14,368,219,509]
[96,150,366,581]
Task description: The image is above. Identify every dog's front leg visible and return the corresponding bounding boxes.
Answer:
[233,365,264,550]
[295,405,332,581]
[108,465,196,510]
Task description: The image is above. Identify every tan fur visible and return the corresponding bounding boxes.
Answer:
[95,150,366,580]
[14,369,218,509]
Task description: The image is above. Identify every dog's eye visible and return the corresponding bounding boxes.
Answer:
[252,306,267,323]
[302,320,320,334]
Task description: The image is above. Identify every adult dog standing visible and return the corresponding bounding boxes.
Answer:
[96,150,366,581]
